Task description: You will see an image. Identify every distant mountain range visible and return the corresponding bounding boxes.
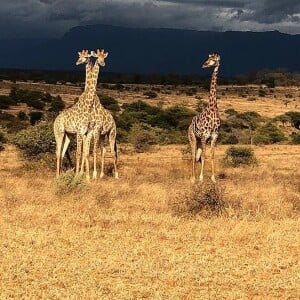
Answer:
[0,24,299,76]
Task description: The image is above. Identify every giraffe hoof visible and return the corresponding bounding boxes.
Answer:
[114,172,119,179]
[199,176,204,182]
[93,172,97,180]
[211,176,216,183]
[99,173,104,179]
[190,177,196,184]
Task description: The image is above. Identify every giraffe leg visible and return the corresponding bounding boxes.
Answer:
[109,129,118,179]
[210,133,218,183]
[93,130,99,179]
[99,135,106,178]
[199,138,206,182]
[188,126,197,183]
[55,133,64,178]
[82,131,93,180]
[61,134,70,171]
[76,135,83,176]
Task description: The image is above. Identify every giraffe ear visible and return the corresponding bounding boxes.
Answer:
[78,52,81,56]
[104,52,108,58]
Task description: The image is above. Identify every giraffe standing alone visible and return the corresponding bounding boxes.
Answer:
[82,50,119,180]
[53,49,107,177]
[188,53,221,183]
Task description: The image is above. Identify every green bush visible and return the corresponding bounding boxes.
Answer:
[285,112,300,129]
[17,111,28,121]
[254,123,286,144]
[53,170,86,195]
[0,95,15,109]
[143,90,158,99]
[291,132,300,144]
[0,127,8,143]
[223,146,257,167]
[11,122,55,160]
[98,94,120,112]
[29,111,44,125]
[128,123,158,152]
[49,95,65,113]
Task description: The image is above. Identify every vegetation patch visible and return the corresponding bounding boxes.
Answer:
[223,146,257,167]
[171,183,226,217]
[53,170,87,195]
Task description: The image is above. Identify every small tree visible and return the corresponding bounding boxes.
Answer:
[29,111,44,125]
[49,95,65,113]
[223,146,257,167]
[17,111,28,121]
[128,123,158,153]
[254,123,286,144]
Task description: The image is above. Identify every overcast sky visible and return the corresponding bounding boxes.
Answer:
[1,0,299,38]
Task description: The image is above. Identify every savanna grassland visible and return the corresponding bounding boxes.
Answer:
[0,81,300,299]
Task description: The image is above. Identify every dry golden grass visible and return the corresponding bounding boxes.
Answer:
[0,144,299,299]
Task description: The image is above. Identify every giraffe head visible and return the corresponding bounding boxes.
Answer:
[91,49,108,67]
[76,49,90,65]
[202,53,220,68]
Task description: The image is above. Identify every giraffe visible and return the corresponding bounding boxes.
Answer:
[81,49,119,180]
[188,53,221,183]
[53,49,107,177]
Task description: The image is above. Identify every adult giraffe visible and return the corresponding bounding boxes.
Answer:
[188,53,221,183]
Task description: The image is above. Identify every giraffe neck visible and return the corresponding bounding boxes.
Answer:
[84,62,100,109]
[84,61,92,92]
[208,64,219,111]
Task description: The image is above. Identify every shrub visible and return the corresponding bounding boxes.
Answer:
[254,123,286,144]
[223,146,257,167]
[291,132,300,144]
[143,90,158,99]
[98,94,120,112]
[49,95,65,113]
[224,108,238,116]
[170,183,225,217]
[17,111,28,121]
[0,95,15,109]
[128,123,158,152]
[196,99,208,112]
[11,122,55,160]
[53,170,86,195]
[258,89,266,97]
[29,111,44,125]
[0,127,8,143]
[285,112,300,129]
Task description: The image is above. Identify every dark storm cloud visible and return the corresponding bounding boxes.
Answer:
[237,0,300,24]
[0,0,298,38]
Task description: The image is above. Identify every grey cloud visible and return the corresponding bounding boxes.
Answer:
[0,0,298,38]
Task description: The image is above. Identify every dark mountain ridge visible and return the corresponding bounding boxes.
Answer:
[0,24,299,76]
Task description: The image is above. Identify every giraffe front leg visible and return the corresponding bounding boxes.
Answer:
[55,134,64,178]
[188,127,196,184]
[82,131,93,181]
[210,133,218,183]
[109,130,119,179]
[93,131,99,179]
[76,135,83,176]
[199,138,206,182]
[99,135,106,178]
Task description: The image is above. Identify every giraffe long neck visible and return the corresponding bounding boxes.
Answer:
[208,64,219,110]
[84,62,100,109]
[84,61,92,92]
